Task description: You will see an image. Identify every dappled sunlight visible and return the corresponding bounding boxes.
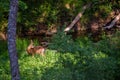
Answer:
[93,52,108,59]
[0,34,120,79]
[0,0,120,79]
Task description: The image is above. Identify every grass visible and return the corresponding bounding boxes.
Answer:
[0,32,120,80]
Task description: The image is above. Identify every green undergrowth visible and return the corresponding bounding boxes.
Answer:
[0,31,120,80]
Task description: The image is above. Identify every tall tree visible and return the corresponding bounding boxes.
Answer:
[7,0,20,80]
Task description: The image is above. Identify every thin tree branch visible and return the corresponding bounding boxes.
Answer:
[104,13,120,29]
[64,3,91,32]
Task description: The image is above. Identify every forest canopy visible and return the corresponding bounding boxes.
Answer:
[0,0,120,35]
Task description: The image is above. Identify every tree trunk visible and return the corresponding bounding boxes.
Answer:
[7,0,20,80]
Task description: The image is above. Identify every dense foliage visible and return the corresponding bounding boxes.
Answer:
[48,27,80,53]
[0,0,120,80]
[0,31,120,80]
[0,0,120,32]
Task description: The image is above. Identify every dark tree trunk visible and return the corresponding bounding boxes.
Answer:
[7,0,20,80]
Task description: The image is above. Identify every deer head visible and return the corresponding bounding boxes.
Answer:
[26,40,45,56]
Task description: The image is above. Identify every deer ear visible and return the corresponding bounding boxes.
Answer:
[30,40,33,43]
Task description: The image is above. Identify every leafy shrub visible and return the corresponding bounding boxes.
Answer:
[48,27,80,53]
[0,40,10,80]
[61,34,119,80]
[59,48,117,80]
[41,67,72,80]
[108,31,120,79]
[83,52,116,80]
[0,32,120,80]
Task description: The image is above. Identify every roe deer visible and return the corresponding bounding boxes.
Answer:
[26,40,45,56]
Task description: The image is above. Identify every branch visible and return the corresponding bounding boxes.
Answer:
[104,13,120,29]
[64,3,91,32]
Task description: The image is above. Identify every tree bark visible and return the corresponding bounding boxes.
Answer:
[64,3,91,32]
[7,0,20,80]
[104,13,120,29]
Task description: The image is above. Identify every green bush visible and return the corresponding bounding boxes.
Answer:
[0,32,120,80]
[48,27,80,53]
[59,48,117,80]
[83,52,116,80]
[41,67,72,80]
